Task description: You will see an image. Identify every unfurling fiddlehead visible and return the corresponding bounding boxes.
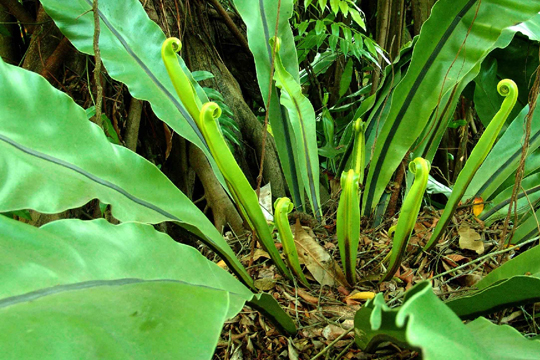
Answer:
[161,38,292,280]
[382,157,430,282]
[424,79,518,252]
[198,103,293,280]
[274,197,309,287]
[337,169,361,285]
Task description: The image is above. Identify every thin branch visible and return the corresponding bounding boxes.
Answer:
[0,0,35,33]
[92,0,103,127]
[206,0,250,54]
[310,327,353,360]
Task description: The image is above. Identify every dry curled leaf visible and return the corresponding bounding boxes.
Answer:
[458,225,484,254]
[346,291,376,301]
[292,221,348,287]
[473,197,484,217]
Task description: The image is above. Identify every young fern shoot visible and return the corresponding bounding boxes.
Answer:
[274,197,310,287]
[382,157,430,282]
[337,169,361,285]
[337,119,365,285]
[424,79,518,251]
[352,119,366,182]
[161,38,293,281]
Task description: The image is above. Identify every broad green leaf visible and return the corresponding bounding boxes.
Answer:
[349,8,366,30]
[512,207,540,244]
[477,243,540,290]
[510,12,540,41]
[354,282,540,359]
[479,173,540,225]
[192,70,215,82]
[0,217,252,359]
[338,1,348,16]
[272,37,322,219]
[0,58,253,290]
[447,276,540,320]
[339,57,353,97]
[330,0,339,14]
[317,0,327,11]
[362,0,540,214]
[315,20,325,35]
[474,57,502,127]
[299,51,339,85]
[39,0,225,184]
[467,317,540,359]
[232,0,304,210]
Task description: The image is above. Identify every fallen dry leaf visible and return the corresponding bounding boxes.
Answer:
[258,182,273,222]
[473,197,484,217]
[297,288,319,305]
[254,278,276,291]
[458,225,484,254]
[346,291,376,301]
[293,221,348,287]
[322,324,346,341]
[321,305,359,320]
[242,248,270,262]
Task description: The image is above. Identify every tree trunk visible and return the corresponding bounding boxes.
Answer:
[411,0,436,36]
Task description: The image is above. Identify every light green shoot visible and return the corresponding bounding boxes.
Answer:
[274,197,310,287]
[337,169,361,285]
[382,157,430,282]
[162,38,292,281]
[424,79,518,251]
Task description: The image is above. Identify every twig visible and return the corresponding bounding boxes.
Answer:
[40,37,72,82]
[125,98,143,152]
[520,185,540,237]
[431,235,540,281]
[310,327,353,360]
[387,235,540,306]
[500,47,540,250]
[92,0,103,127]
[0,0,35,33]
[206,0,250,54]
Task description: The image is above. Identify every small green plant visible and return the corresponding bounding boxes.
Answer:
[424,79,519,251]
[162,38,293,281]
[336,169,361,284]
[274,197,310,286]
[382,157,430,281]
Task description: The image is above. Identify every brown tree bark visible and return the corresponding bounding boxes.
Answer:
[411,0,436,36]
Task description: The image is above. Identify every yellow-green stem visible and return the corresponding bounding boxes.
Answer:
[274,197,309,287]
[337,169,361,285]
[424,79,518,251]
[383,157,430,282]
[197,102,292,280]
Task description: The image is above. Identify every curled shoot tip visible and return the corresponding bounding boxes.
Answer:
[497,79,517,97]
[161,37,200,121]
[162,37,182,54]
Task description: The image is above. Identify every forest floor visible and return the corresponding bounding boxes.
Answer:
[211,204,535,359]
